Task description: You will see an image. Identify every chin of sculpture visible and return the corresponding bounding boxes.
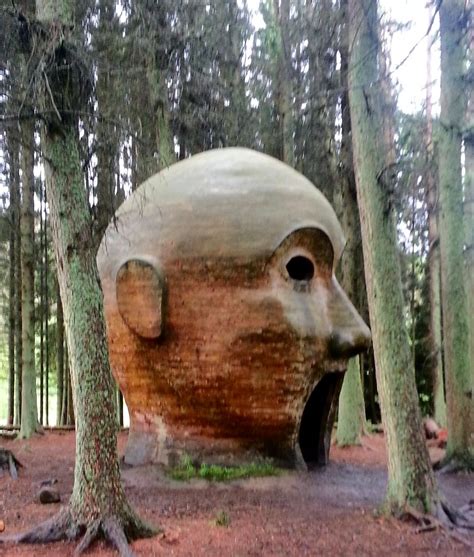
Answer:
[97,148,371,469]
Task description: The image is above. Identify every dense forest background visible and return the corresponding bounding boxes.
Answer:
[0,0,471,433]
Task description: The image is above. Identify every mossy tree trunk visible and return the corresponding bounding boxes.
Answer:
[39,130,149,544]
[438,0,473,466]
[56,281,64,426]
[8,176,16,426]
[337,359,366,445]
[14,178,22,427]
[425,30,446,426]
[463,13,474,446]
[39,176,45,425]
[18,117,38,439]
[43,182,50,426]
[94,0,120,245]
[273,0,294,166]
[130,1,174,185]
[7,140,20,426]
[9,1,155,552]
[336,0,367,446]
[347,0,438,513]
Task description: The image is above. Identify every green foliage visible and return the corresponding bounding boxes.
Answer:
[169,455,280,482]
[214,510,231,527]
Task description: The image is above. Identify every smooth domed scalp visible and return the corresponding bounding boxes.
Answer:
[98,148,345,276]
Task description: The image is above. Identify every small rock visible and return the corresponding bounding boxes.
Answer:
[39,487,61,504]
[0,519,5,532]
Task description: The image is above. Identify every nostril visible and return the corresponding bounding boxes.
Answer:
[328,329,371,359]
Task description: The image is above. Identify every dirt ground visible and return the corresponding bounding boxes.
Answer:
[0,431,472,556]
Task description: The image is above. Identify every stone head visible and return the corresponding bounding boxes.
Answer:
[98,148,371,468]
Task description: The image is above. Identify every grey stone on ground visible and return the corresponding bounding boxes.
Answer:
[38,486,61,504]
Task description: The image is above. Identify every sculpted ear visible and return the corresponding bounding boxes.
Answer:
[116,258,165,339]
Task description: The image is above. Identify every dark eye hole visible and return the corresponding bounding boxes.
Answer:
[286,256,314,281]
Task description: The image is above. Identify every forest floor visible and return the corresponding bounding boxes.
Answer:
[0,431,473,556]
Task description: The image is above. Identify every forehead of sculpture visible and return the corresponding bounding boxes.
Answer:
[99,148,345,268]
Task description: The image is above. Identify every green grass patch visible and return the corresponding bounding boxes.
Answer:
[214,510,231,527]
[169,454,280,482]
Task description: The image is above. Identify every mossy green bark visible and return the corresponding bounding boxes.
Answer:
[44,130,143,527]
[347,0,438,512]
[7,141,20,426]
[18,119,38,440]
[438,0,473,465]
[33,0,155,542]
[429,244,446,427]
[36,0,74,22]
[337,358,365,445]
[336,8,367,445]
[425,35,447,428]
[465,95,474,430]
[55,282,64,426]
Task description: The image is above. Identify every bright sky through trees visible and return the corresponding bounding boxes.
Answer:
[246,0,440,115]
[383,0,440,114]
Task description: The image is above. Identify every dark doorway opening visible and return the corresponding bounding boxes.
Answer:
[298,372,344,468]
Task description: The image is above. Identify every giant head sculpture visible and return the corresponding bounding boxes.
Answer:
[98,148,370,468]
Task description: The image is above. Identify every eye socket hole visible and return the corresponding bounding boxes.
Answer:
[286,256,314,281]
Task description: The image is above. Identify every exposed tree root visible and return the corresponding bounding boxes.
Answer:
[0,507,157,556]
[0,448,23,479]
[401,499,474,549]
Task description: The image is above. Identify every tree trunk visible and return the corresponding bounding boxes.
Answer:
[44,192,49,426]
[438,0,473,465]
[463,6,474,447]
[14,181,22,427]
[12,1,155,549]
[336,0,367,445]
[8,204,16,426]
[7,142,20,426]
[337,358,366,445]
[56,281,64,426]
[425,27,446,426]
[39,114,151,547]
[61,344,68,427]
[273,0,294,166]
[347,0,437,512]
[66,362,74,427]
[39,175,45,425]
[18,117,38,439]
[94,0,118,245]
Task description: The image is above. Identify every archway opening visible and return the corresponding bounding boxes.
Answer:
[298,372,344,468]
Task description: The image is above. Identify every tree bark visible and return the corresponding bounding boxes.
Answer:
[18,117,38,439]
[347,0,437,512]
[425,27,446,426]
[56,281,64,426]
[336,0,367,445]
[39,175,45,425]
[12,0,156,549]
[94,0,119,245]
[14,177,22,427]
[7,141,20,426]
[273,0,294,166]
[44,188,49,426]
[464,4,474,447]
[438,0,473,465]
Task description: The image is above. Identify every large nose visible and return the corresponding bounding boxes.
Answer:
[327,280,371,359]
